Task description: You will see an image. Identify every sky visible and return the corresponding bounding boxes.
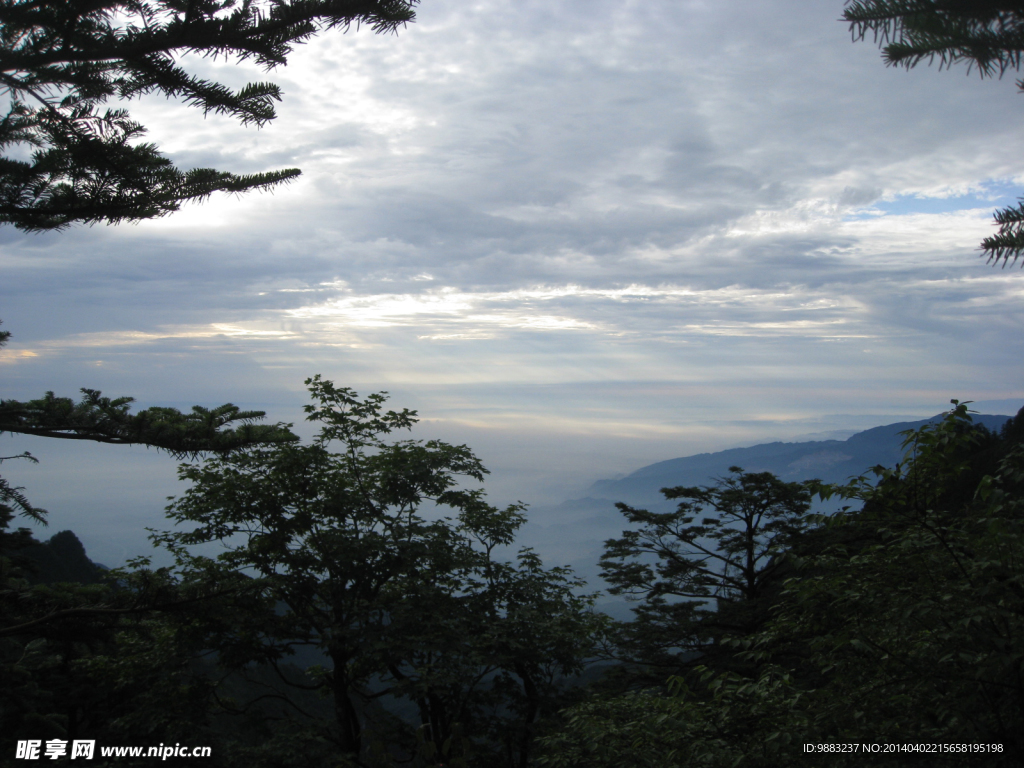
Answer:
[2,0,1024,567]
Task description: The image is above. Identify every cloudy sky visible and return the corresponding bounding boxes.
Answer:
[3,0,1024,565]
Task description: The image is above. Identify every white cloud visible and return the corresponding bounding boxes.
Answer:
[3,0,1024,563]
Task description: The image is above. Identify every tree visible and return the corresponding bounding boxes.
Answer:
[598,468,812,676]
[154,376,601,766]
[539,404,1024,767]
[0,532,257,767]
[754,402,1024,762]
[0,0,417,230]
[843,0,1024,266]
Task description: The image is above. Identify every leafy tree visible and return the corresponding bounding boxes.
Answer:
[546,403,1024,767]
[0,0,417,230]
[843,0,1024,265]
[598,468,812,676]
[753,402,1024,762]
[0,543,254,766]
[154,376,602,767]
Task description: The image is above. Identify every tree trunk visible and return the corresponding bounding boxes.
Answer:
[331,659,362,758]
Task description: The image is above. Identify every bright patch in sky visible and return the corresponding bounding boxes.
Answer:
[849,179,1024,218]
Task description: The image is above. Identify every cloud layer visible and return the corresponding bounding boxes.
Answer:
[2,0,1023,563]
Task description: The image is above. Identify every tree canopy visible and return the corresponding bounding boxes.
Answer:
[538,404,1024,767]
[599,468,812,678]
[151,376,601,766]
[0,0,417,230]
[1,377,603,766]
[844,0,1024,266]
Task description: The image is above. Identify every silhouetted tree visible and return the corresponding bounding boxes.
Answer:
[540,403,1024,767]
[0,322,299,762]
[599,468,812,677]
[155,376,602,766]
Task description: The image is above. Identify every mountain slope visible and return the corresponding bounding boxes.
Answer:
[589,414,1011,507]
[518,412,1014,603]
[21,529,107,584]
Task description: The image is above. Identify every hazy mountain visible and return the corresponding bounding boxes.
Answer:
[587,413,1012,508]
[518,412,1013,609]
[20,529,108,585]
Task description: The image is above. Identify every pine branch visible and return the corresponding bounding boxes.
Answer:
[981,199,1024,266]
[0,389,298,459]
[0,455,48,523]
[844,1,1024,73]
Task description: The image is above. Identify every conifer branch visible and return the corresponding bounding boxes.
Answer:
[0,0,417,229]
[0,390,299,459]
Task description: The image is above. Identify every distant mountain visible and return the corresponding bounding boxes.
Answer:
[21,529,107,585]
[518,412,1015,602]
[587,413,1013,507]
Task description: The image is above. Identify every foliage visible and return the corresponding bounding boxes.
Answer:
[535,666,811,768]
[0,514,242,764]
[753,402,1024,762]
[598,468,812,674]
[0,344,600,764]
[0,450,46,523]
[534,688,690,768]
[0,0,417,230]
[542,403,1024,766]
[845,1,1024,76]
[0,389,298,459]
[843,0,1024,265]
[1,511,355,767]
[154,376,602,766]
[0,329,311,765]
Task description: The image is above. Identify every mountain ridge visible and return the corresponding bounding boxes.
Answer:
[515,411,1017,604]
[585,413,1013,508]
